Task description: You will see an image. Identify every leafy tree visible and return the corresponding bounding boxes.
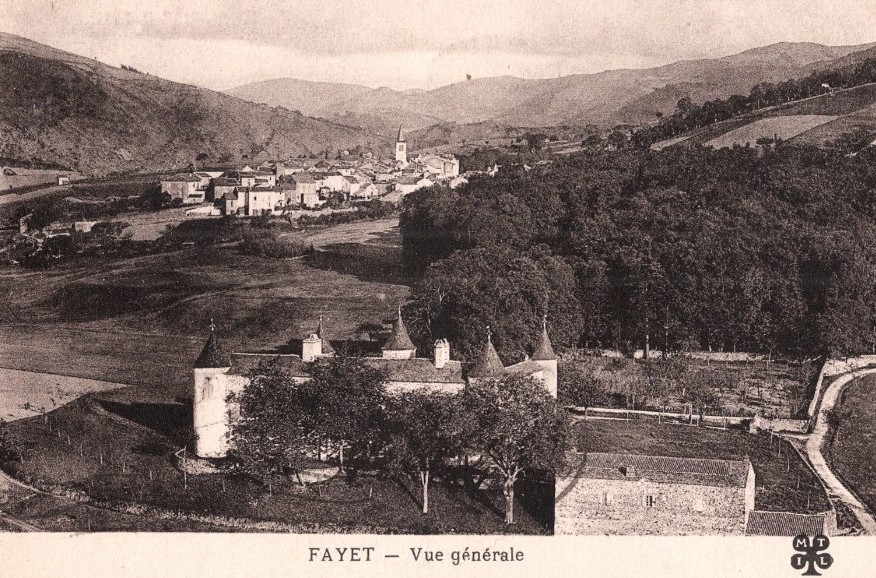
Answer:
[303,356,388,471]
[558,361,608,410]
[385,392,465,514]
[462,374,569,524]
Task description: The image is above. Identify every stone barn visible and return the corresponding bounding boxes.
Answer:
[556,452,755,535]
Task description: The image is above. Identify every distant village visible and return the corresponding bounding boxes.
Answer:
[160,128,466,217]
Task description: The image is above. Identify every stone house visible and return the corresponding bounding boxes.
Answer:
[555,453,755,535]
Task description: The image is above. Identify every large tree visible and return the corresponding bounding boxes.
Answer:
[462,374,569,524]
[227,359,314,480]
[302,356,388,471]
[385,391,465,514]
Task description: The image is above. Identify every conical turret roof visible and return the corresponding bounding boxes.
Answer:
[382,307,416,351]
[194,321,230,368]
[317,315,335,355]
[397,125,406,142]
[531,317,557,361]
[469,327,506,378]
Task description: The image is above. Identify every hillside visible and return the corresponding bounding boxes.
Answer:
[0,33,384,176]
[227,41,876,135]
[224,77,373,117]
[652,82,876,151]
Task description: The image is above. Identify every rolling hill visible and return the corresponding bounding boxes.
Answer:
[0,33,384,177]
[227,41,876,137]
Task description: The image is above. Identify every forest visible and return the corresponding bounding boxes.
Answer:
[399,144,876,364]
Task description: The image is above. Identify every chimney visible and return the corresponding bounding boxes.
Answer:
[302,333,322,362]
[434,339,450,369]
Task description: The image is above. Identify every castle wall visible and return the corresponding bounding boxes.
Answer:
[385,380,465,394]
[555,477,748,535]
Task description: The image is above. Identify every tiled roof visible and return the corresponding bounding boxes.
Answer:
[194,329,231,368]
[745,511,828,536]
[213,178,238,186]
[382,309,416,351]
[504,360,544,375]
[531,320,557,360]
[228,353,309,377]
[162,173,201,183]
[317,316,335,355]
[579,452,750,488]
[364,358,464,385]
[469,333,506,378]
[293,173,315,184]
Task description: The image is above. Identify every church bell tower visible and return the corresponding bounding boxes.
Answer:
[395,125,407,164]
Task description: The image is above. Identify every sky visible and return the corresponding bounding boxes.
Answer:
[2,0,876,91]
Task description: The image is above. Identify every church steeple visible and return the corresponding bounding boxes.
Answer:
[469,326,506,379]
[396,125,406,142]
[382,306,416,358]
[194,318,230,368]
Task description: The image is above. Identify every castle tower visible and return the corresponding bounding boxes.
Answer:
[531,316,558,398]
[395,125,407,164]
[382,306,416,359]
[468,326,506,381]
[193,320,232,458]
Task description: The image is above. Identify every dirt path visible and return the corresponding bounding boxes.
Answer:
[804,367,876,534]
[0,470,40,531]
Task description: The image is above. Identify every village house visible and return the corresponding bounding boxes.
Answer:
[191,311,558,458]
[555,453,756,535]
[394,174,434,195]
[160,173,203,204]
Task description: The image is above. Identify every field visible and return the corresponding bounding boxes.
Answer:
[0,368,124,421]
[0,167,80,193]
[570,418,830,514]
[704,115,837,149]
[0,217,410,403]
[825,373,876,515]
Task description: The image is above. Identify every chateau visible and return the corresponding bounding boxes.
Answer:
[192,310,558,458]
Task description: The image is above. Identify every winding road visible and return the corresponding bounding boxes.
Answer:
[803,367,876,534]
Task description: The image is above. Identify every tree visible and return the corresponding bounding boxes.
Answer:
[303,356,388,471]
[558,361,608,410]
[462,374,569,524]
[227,359,314,481]
[385,392,464,514]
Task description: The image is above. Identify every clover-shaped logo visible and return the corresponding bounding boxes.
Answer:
[791,534,833,576]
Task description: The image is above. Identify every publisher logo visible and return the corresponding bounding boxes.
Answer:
[791,534,833,576]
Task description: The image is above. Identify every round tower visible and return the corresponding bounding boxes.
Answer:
[193,321,232,458]
[531,316,558,398]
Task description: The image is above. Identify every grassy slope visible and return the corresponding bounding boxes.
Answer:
[825,373,876,513]
[573,418,831,513]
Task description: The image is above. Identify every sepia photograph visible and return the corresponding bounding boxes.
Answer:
[0,1,875,569]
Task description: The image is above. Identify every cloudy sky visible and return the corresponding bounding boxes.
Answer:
[2,0,875,90]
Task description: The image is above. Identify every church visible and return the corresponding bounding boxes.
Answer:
[192,309,558,458]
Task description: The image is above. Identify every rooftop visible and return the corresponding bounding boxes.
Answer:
[364,358,464,385]
[577,452,751,488]
[745,511,830,536]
